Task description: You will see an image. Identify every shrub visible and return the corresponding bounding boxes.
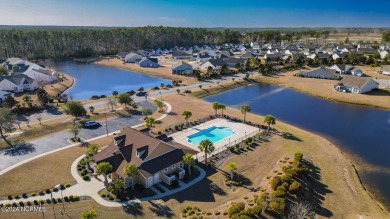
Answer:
[46,199,51,204]
[31,192,36,197]
[100,192,106,198]
[83,175,90,181]
[281,165,293,173]
[38,199,44,204]
[5,203,11,207]
[46,189,51,194]
[19,201,24,206]
[282,173,293,182]
[22,193,27,198]
[171,180,179,187]
[64,196,70,202]
[270,176,282,191]
[69,195,74,202]
[289,181,301,194]
[26,201,32,206]
[294,152,303,162]
[269,198,286,216]
[228,202,245,216]
[52,198,57,204]
[73,195,80,201]
[228,146,234,152]
[57,198,62,203]
[53,188,58,192]
[271,190,286,199]
[65,183,71,188]
[7,195,13,200]
[33,200,39,205]
[256,193,268,205]
[214,211,220,215]
[12,202,17,207]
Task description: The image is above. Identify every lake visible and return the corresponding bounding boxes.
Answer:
[204,83,390,209]
[55,62,171,100]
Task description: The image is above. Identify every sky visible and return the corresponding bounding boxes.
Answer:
[0,0,390,27]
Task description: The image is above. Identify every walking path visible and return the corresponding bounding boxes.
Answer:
[0,152,205,207]
[0,100,171,175]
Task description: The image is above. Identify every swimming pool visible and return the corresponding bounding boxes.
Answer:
[187,126,235,145]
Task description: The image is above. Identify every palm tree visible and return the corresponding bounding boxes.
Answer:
[123,163,139,190]
[218,104,226,117]
[182,110,192,126]
[198,139,215,164]
[108,179,125,196]
[80,209,97,219]
[144,116,156,133]
[95,162,113,191]
[182,153,195,175]
[226,162,237,180]
[263,115,276,132]
[212,102,219,116]
[240,104,251,123]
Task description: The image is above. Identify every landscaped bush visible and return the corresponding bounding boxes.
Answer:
[247,205,262,217]
[294,152,303,163]
[64,196,70,202]
[52,198,57,204]
[53,188,58,192]
[270,176,282,191]
[289,181,301,194]
[255,193,268,205]
[228,202,245,217]
[46,199,51,204]
[19,201,24,206]
[271,190,286,199]
[268,198,286,216]
[57,198,62,203]
[277,185,287,191]
[228,146,234,152]
[38,199,44,204]
[4,203,11,207]
[64,183,71,188]
[7,195,12,200]
[26,201,31,206]
[83,175,90,181]
[281,173,293,183]
[31,192,36,197]
[22,193,27,198]
[171,180,179,187]
[214,211,220,215]
[281,165,293,173]
[12,202,17,207]
[33,200,38,205]
[90,95,100,100]
[45,189,51,194]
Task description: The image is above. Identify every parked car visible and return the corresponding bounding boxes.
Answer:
[136,91,147,96]
[84,121,100,128]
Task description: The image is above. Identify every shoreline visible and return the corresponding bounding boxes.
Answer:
[192,80,390,214]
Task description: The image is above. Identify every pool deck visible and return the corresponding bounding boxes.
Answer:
[171,118,259,156]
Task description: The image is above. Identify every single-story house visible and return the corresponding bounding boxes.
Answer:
[93,128,196,189]
[138,58,158,68]
[264,53,282,61]
[226,57,245,68]
[199,59,227,72]
[124,53,144,63]
[332,52,349,60]
[357,48,376,55]
[172,51,192,60]
[300,67,339,80]
[172,62,193,75]
[117,52,131,61]
[329,64,355,74]
[351,69,364,77]
[24,67,59,84]
[0,74,37,92]
[334,76,378,93]
[379,50,389,59]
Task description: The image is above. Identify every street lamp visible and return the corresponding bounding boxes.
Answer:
[104,113,108,136]
[50,192,56,219]
[159,91,162,102]
[55,184,65,214]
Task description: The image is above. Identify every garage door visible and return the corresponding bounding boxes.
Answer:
[153,174,160,184]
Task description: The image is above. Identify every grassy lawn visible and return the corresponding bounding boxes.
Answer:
[0,137,112,198]
[0,93,387,218]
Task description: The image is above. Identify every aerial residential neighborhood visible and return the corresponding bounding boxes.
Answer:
[0,1,389,219]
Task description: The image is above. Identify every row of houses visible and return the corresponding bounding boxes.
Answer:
[0,58,59,102]
[300,65,379,94]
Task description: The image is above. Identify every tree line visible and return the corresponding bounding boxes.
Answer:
[0,26,241,59]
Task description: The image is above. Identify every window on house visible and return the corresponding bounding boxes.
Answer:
[180,163,183,168]
[164,168,168,172]
[172,164,175,168]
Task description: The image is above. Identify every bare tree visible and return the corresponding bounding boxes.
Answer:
[288,200,315,219]
[35,76,48,88]
[106,97,117,111]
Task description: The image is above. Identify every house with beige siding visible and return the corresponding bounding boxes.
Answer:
[93,128,197,189]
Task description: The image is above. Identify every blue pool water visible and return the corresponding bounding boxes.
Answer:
[187,126,235,145]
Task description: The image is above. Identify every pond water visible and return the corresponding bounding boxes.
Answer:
[55,62,171,100]
[204,83,390,210]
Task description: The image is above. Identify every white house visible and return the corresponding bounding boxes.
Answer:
[199,59,227,72]
[334,76,378,93]
[0,75,37,92]
[379,50,389,59]
[24,66,59,84]
[378,65,390,76]
[329,64,355,74]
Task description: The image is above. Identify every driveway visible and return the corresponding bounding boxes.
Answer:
[0,101,156,171]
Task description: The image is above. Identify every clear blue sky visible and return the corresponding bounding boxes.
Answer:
[1,0,389,27]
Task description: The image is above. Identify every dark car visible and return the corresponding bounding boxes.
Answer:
[84,121,100,128]
[136,91,147,96]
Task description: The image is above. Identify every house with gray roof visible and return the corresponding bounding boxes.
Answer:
[124,52,144,63]
[329,64,355,74]
[334,76,378,93]
[172,62,193,75]
[300,67,340,80]
[199,58,227,72]
[172,51,192,60]
[93,128,196,189]
[138,57,158,68]
[226,57,246,68]
[0,74,37,92]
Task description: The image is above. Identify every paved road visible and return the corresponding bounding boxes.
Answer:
[0,101,156,171]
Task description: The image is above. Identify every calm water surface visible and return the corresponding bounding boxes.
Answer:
[204,83,390,209]
[55,62,170,100]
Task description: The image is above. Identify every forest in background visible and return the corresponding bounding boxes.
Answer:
[0,26,389,60]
